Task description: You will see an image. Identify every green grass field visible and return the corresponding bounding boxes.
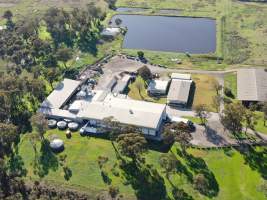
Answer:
[254,112,267,135]
[17,130,267,199]
[224,72,237,98]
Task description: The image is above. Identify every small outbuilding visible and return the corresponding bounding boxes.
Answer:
[171,73,191,80]
[147,80,169,95]
[101,27,120,37]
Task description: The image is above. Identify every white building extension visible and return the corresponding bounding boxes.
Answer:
[148,80,169,95]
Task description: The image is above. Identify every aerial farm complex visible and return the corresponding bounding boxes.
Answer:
[39,67,193,138]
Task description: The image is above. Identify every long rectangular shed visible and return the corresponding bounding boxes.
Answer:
[41,78,81,109]
[167,79,192,106]
[77,95,167,136]
[237,68,267,102]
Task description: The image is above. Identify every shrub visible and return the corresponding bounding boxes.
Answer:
[224,87,234,98]
[137,51,144,59]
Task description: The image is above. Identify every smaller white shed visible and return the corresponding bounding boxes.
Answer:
[101,28,120,37]
[171,73,191,80]
[148,80,169,95]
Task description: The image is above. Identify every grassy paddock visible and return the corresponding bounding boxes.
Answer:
[18,130,267,200]
[192,74,218,112]
[224,72,237,98]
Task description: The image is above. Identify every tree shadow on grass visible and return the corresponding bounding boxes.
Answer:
[35,139,59,178]
[179,149,219,198]
[120,160,168,200]
[236,145,267,180]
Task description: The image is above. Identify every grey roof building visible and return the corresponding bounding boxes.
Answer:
[41,79,81,109]
[237,68,267,102]
[167,79,192,105]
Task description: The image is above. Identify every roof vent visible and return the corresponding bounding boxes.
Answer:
[129,109,134,114]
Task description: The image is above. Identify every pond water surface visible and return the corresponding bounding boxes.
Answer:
[111,14,216,54]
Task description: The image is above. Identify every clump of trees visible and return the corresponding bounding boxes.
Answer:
[116,133,147,163]
[194,104,211,126]
[220,102,261,137]
[162,122,192,153]
[137,65,152,81]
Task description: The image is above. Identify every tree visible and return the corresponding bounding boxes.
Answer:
[3,10,13,21]
[0,123,18,158]
[43,68,60,88]
[104,0,117,10]
[212,95,221,113]
[116,133,147,162]
[221,102,245,135]
[115,18,122,26]
[194,104,210,126]
[159,154,178,181]
[211,79,222,96]
[244,108,258,133]
[263,102,267,126]
[3,10,14,31]
[193,174,209,195]
[137,65,151,81]
[30,113,48,141]
[56,47,73,68]
[108,185,119,200]
[163,122,192,153]
[97,155,109,170]
[137,51,144,59]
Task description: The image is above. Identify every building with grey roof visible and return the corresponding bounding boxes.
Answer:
[112,74,132,94]
[167,79,192,106]
[41,79,81,109]
[237,68,267,103]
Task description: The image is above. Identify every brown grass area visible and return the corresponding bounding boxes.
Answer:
[192,74,217,112]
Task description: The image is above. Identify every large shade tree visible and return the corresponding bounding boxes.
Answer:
[221,102,245,135]
[116,133,148,163]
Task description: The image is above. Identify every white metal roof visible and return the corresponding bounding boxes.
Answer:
[167,79,192,103]
[237,68,267,102]
[77,96,166,129]
[101,28,120,36]
[148,80,169,92]
[39,107,77,120]
[171,73,191,80]
[41,79,81,109]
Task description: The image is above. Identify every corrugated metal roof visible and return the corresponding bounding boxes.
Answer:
[77,95,166,129]
[167,79,192,104]
[41,79,81,109]
[148,80,169,92]
[237,68,267,101]
[171,73,191,80]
